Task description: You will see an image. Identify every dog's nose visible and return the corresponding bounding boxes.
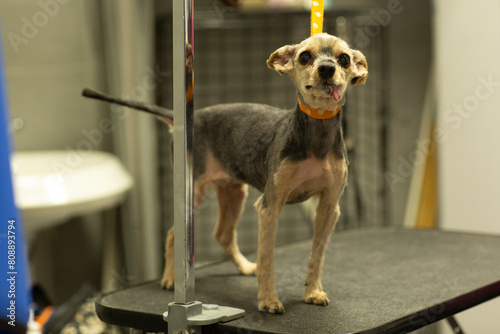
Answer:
[318,64,335,80]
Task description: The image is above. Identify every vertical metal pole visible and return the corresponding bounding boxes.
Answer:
[173,0,195,304]
[165,1,244,331]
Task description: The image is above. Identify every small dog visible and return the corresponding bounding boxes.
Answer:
[83,32,367,314]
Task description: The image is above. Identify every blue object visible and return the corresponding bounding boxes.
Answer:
[0,29,31,330]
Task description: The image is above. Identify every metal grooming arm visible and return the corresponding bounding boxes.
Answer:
[163,0,245,333]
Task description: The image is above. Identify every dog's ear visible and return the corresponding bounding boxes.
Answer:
[267,45,296,75]
[350,50,368,85]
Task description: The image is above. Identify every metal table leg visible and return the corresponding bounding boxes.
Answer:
[446,316,465,334]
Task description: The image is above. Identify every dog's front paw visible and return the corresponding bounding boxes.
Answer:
[258,298,286,314]
[304,290,330,306]
[161,275,175,290]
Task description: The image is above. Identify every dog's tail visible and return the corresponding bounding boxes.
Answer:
[82,88,173,126]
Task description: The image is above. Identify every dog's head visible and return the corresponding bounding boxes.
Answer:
[267,33,368,111]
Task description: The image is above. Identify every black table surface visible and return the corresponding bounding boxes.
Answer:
[96,227,500,333]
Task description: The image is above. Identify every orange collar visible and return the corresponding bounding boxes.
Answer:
[297,97,341,120]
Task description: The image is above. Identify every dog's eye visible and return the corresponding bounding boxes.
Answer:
[299,51,312,65]
[338,53,350,68]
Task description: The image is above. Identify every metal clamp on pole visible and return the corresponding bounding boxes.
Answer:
[163,0,245,333]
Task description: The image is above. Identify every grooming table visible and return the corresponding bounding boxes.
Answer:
[96,228,500,333]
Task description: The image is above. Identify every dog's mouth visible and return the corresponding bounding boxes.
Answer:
[305,83,342,102]
[331,85,342,101]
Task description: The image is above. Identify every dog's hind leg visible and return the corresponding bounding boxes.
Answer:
[161,226,175,289]
[161,179,209,289]
[214,182,256,276]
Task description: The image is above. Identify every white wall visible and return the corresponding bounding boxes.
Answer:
[435,0,500,332]
[0,0,109,151]
[387,0,432,226]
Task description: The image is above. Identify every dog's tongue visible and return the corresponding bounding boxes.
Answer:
[332,86,341,101]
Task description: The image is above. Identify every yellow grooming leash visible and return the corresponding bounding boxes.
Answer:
[310,0,324,36]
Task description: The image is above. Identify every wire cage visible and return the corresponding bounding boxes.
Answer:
[156,9,389,263]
